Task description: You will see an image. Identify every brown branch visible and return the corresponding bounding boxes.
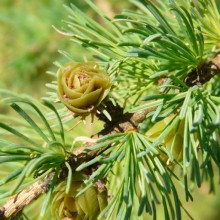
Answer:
[75,102,153,157]
[0,173,54,220]
[0,105,152,219]
[185,54,220,87]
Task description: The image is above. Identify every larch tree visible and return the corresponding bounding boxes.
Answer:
[0,0,220,219]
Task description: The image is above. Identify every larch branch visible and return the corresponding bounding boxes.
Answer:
[0,106,151,219]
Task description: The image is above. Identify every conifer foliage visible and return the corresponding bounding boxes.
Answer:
[0,0,220,219]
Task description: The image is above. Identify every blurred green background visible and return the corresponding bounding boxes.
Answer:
[0,0,128,97]
[0,0,220,219]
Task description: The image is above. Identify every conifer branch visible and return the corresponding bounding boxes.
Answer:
[0,106,152,219]
[1,0,220,219]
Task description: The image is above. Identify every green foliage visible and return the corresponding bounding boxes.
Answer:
[0,98,65,196]
[125,0,204,79]
[1,0,220,220]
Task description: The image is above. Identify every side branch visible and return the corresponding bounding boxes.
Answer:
[0,106,151,219]
[0,174,54,220]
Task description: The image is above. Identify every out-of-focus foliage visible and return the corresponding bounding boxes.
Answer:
[0,0,92,97]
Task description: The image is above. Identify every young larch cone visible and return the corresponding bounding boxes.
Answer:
[51,173,108,220]
[57,62,110,116]
[146,114,184,164]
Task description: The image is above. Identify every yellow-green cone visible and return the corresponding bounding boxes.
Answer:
[146,114,184,163]
[57,62,110,116]
[52,173,107,220]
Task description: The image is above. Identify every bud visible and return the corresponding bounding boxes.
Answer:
[146,114,184,163]
[52,173,107,220]
[57,62,110,116]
